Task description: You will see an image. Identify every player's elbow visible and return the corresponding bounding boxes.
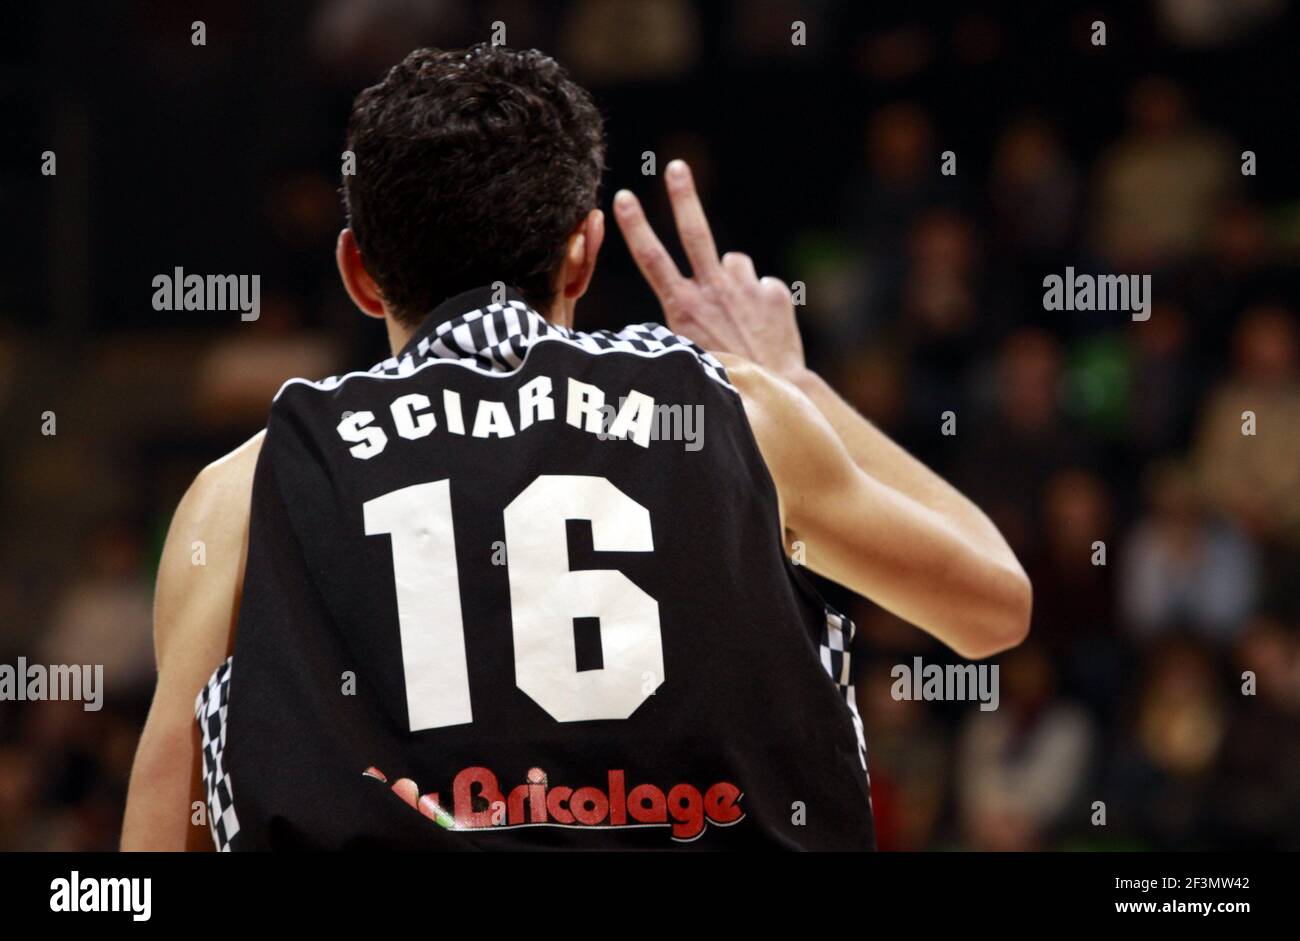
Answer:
[951,563,1032,661]
[122,709,202,851]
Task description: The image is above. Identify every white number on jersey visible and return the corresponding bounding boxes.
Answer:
[364,474,664,731]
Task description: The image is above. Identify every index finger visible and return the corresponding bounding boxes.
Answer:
[664,160,722,282]
[613,189,685,300]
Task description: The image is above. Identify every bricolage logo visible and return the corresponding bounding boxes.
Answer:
[364,764,744,841]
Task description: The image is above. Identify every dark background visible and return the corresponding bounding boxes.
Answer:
[2,0,1299,850]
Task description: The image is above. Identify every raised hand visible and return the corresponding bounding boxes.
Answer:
[613,160,807,382]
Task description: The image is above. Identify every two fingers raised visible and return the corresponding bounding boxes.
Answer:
[615,159,790,304]
[614,159,722,295]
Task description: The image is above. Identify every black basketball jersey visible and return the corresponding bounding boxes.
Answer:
[195,285,875,850]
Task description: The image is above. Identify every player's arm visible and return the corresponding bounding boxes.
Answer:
[781,366,1024,566]
[613,160,1030,658]
[120,431,263,851]
[720,355,1029,659]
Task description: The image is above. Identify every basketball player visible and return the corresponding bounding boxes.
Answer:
[121,45,1030,850]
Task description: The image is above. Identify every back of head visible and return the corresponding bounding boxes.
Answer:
[344,45,606,326]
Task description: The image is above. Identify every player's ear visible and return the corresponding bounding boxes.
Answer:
[336,228,387,320]
[559,208,605,302]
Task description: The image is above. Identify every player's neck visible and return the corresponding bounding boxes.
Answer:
[384,298,573,357]
[385,316,415,358]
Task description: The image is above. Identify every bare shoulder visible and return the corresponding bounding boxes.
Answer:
[713,351,776,399]
[162,429,264,577]
[186,430,266,517]
[153,430,265,668]
[714,353,812,427]
[713,354,851,538]
[714,353,839,465]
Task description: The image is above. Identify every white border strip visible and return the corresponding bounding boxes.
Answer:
[273,331,737,402]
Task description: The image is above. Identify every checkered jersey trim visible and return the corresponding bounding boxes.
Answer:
[195,657,239,851]
[276,300,734,399]
[819,607,869,776]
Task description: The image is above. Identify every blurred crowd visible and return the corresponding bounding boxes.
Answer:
[2,1,1299,849]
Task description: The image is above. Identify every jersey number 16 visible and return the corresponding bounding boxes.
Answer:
[364,474,664,731]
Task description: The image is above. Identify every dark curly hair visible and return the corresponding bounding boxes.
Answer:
[343,45,606,325]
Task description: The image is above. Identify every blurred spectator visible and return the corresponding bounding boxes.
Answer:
[849,104,953,262]
[844,104,945,338]
[193,293,342,430]
[1194,304,1300,546]
[834,343,910,435]
[1155,0,1286,48]
[893,208,984,423]
[955,328,1092,552]
[560,0,700,83]
[990,116,1080,264]
[1210,616,1300,848]
[40,523,155,698]
[0,746,37,848]
[10,700,133,850]
[1182,201,1287,351]
[856,662,950,851]
[1026,468,1115,653]
[727,0,830,61]
[854,23,935,83]
[956,645,1094,850]
[1120,459,1259,643]
[1063,329,1132,440]
[1111,639,1225,847]
[1127,302,1199,459]
[900,208,982,350]
[311,0,474,80]
[1090,77,1235,270]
